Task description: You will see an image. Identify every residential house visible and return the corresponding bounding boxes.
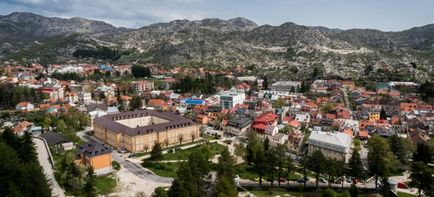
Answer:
[15,102,34,112]
[40,132,74,150]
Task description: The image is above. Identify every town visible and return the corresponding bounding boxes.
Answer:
[0,62,432,197]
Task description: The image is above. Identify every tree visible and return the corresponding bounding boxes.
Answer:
[413,142,432,164]
[379,176,392,197]
[349,184,359,197]
[213,176,237,197]
[274,144,289,187]
[131,65,151,78]
[21,132,37,163]
[388,135,407,164]
[321,188,336,197]
[178,134,184,145]
[367,135,396,188]
[266,147,278,186]
[83,167,96,197]
[307,150,327,188]
[275,97,285,108]
[263,137,270,152]
[217,148,235,180]
[255,146,266,187]
[262,76,268,90]
[167,179,188,197]
[326,158,345,187]
[347,149,366,180]
[153,187,168,197]
[130,95,142,110]
[410,161,433,197]
[380,107,387,120]
[150,143,163,161]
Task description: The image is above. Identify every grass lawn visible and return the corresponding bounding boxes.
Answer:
[162,143,225,160]
[236,163,301,181]
[397,192,417,197]
[201,134,217,140]
[142,162,180,178]
[249,189,303,197]
[94,174,117,195]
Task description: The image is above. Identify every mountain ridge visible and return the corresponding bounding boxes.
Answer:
[0,12,433,82]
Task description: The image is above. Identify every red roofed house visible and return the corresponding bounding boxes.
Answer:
[148,99,167,108]
[15,102,34,112]
[252,112,278,134]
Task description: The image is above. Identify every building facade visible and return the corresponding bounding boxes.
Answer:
[271,81,301,92]
[219,92,245,109]
[93,110,199,152]
[307,131,352,162]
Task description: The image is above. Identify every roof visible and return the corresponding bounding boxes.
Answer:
[308,131,352,151]
[93,110,195,136]
[78,141,112,157]
[40,132,72,145]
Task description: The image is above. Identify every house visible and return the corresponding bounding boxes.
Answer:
[267,133,288,146]
[15,102,34,112]
[252,112,278,134]
[40,132,74,150]
[308,131,352,161]
[148,99,167,109]
[13,121,33,136]
[79,92,92,104]
[75,141,113,175]
[295,112,310,123]
[224,117,252,136]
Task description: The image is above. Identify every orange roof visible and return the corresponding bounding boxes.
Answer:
[343,129,353,137]
[288,120,301,128]
[358,131,369,138]
[325,113,337,120]
[148,99,166,107]
[17,102,30,107]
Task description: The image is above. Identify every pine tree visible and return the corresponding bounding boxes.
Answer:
[217,148,235,181]
[83,167,96,197]
[380,107,387,120]
[413,142,432,164]
[347,149,366,180]
[21,132,37,163]
[410,161,433,197]
[213,176,237,197]
[149,143,163,161]
[307,150,327,189]
[367,135,396,188]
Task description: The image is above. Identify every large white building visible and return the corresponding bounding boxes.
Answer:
[271,81,301,92]
[219,92,245,109]
[308,131,352,161]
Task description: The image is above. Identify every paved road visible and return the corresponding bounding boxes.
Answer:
[34,138,65,197]
[77,128,173,184]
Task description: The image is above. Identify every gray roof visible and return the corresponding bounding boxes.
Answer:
[308,131,352,152]
[78,141,112,157]
[40,132,71,145]
[93,110,195,136]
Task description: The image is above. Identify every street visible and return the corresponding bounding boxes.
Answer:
[34,137,65,197]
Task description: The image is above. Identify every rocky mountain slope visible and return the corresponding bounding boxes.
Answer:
[0,12,433,81]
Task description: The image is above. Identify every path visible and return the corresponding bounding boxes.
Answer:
[34,138,65,197]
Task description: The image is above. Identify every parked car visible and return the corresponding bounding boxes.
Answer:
[128,153,136,158]
[398,182,407,189]
[117,148,127,154]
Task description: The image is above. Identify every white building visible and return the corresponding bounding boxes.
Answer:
[79,92,92,104]
[308,131,352,161]
[132,80,154,94]
[271,81,301,92]
[15,102,34,112]
[219,91,245,109]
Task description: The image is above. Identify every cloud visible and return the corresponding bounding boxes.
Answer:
[0,0,210,27]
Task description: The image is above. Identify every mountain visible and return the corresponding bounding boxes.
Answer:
[0,12,433,81]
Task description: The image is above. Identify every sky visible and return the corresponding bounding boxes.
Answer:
[0,0,433,31]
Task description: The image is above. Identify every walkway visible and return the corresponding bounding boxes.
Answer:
[34,138,65,197]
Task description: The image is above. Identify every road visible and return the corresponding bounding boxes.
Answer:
[77,128,173,184]
[34,138,65,197]
[239,178,375,189]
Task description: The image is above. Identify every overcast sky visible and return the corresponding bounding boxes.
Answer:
[1,0,433,31]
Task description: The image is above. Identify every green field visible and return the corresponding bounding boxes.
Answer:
[94,174,117,195]
[162,143,225,160]
[397,191,417,197]
[142,162,181,178]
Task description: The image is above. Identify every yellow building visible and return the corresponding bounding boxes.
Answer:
[93,110,199,152]
[75,141,113,175]
[368,112,380,121]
